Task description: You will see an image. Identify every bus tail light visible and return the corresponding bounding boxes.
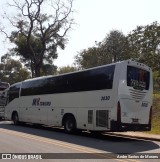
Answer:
[149,106,152,125]
[117,101,121,123]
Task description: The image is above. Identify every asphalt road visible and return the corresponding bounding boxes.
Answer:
[0,121,159,162]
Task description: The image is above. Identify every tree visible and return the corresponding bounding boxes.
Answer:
[75,30,132,69]
[128,21,160,71]
[57,65,77,74]
[103,30,132,62]
[41,64,57,76]
[9,34,58,76]
[74,43,109,69]
[0,0,74,77]
[0,57,30,84]
[153,71,160,91]
[127,21,160,92]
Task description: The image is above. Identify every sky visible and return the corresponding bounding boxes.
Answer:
[0,0,160,67]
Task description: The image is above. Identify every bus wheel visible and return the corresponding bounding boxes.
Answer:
[64,116,76,134]
[12,112,19,125]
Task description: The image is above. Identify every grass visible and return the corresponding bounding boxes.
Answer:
[148,94,160,134]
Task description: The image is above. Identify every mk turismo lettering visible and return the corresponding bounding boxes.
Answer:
[32,98,51,106]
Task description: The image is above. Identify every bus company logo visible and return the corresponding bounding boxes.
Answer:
[32,98,51,106]
[32,98,40,106]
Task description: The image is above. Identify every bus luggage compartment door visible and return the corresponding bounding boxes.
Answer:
[120,98,151,125]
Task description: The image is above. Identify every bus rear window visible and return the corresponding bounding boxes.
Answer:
[127,66,150,90]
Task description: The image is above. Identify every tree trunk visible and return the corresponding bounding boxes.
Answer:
[35,64,41,77]
[30,60,35,78]
[113,54,117,63]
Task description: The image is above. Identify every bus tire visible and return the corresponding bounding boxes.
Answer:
[64,116,76,134]
[12,112,19,125]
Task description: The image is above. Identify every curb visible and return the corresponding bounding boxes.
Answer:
[104,132,160,142]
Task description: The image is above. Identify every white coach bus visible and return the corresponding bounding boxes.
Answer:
[4,60,153,133]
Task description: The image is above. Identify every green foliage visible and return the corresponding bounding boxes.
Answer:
[75,43,111,69]
[128,21,160,91]
[0,0,74,77]
[128,21,160,71]
[57,65,78,74]
[0,58,30,84]
[75,30,134,69]
[149,95,160,134]
[153,71,160,91]
[103,30,132,62]
[10,34,58,77]
[41,64,57,76]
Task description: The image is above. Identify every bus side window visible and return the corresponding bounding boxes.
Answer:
[8,84,20,103]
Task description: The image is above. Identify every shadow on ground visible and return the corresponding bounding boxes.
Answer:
[0,121,159,154]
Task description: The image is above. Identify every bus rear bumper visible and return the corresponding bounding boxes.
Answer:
[110,121,151,132]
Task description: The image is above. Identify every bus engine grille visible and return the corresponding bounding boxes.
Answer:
[96,110,109,128]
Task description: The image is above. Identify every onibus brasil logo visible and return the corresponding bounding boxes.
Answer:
[32,98,51,106]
